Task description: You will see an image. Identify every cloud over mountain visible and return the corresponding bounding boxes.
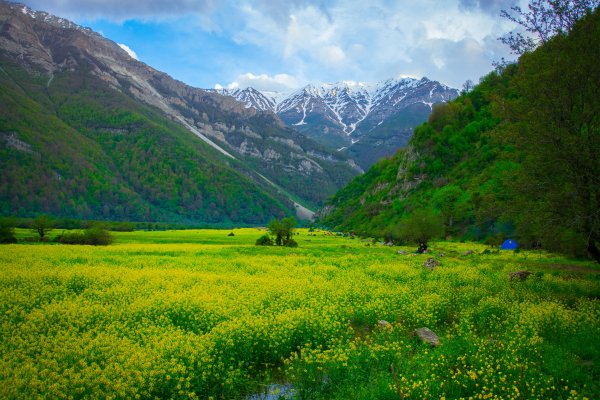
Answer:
[20,0,522,89]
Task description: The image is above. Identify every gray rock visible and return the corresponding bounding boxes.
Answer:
[413,327,440,346]
[423,257,440,269]
[509,270,532,281]
[397,250,408,255]
[462,250,474,256]
[379,320,391,328]
[385,241,394,246]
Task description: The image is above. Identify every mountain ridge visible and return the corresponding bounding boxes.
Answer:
[215,78,459,168]
[0,0,360,221]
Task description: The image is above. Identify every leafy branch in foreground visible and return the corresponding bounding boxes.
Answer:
[500,0,600,54]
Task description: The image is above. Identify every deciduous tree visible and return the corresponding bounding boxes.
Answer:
[500,0,600,54]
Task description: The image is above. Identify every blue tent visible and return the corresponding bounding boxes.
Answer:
[500,239,518,250]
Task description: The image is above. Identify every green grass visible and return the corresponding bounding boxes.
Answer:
[1,229,599,399]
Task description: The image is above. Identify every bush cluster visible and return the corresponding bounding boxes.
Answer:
[58,226,113,246]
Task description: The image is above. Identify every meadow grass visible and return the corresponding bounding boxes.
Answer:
[1,229,599,399]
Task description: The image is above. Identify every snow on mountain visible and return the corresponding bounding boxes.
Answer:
[15,2,99,36]
[217,77,458,137]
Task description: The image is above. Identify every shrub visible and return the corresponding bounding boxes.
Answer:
[58,231,85,244]
[255,234,274,246]
[228,232,235,237]
[0,218,17,244]
[284,239,298,248]
[110,222,135,232]
[84,226,113,245]
[59,225,112,246]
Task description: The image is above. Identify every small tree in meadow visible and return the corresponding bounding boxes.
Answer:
[261,217,298,247]
[396,209,444,251]
[32,215,53,241]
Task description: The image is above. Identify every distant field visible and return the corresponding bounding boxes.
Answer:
[1,229,599,399]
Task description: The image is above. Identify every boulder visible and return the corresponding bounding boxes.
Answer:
[438,253,445,257]
[397,250,408,255]
[413,327,440,346]
[462,250,474,256]
[379,320,391,329]
[423,257,440,269]
[385,241,394,246]
[509,270,532,281]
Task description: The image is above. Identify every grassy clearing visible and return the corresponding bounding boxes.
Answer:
[1,229,599,399]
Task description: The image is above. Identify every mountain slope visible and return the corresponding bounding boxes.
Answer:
[0,60,294,223]
[316,67,515,238]
[0,1,359,221]
[317,7,600,261]
[218,79,458,169]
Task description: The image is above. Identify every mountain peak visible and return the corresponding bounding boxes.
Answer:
[216,77,458,168]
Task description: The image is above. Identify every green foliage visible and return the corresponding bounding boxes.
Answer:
[255,234,274,246]
[395,209,445,246]
[31,215,53,241]
[268,217,297,246]
[58,224,113,246]
[0,218,17,244]
[0,61,294,224]
[498,9,600,261]
[83,225,113,246]
[284,238,298,248]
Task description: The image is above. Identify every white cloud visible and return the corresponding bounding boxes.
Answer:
[218,73,300,92]
[21,0,523,89]
[22,0,217,21]
[118,43,138,60]
[221,0,520,87]
[318,45,346,65]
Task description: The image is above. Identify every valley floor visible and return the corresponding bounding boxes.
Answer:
[1,229,599,399]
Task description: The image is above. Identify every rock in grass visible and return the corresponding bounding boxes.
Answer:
[413,327,440,346]
[509,270,532,281]
[423,257,440,269]
[397,250,408,255]
[379,320,391,329]
[462,250,474,256]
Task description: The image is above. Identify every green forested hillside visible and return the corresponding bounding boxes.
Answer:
[319,9,600,260]
[0,61,293,223]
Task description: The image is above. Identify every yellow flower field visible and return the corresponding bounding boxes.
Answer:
[1,229,599,399]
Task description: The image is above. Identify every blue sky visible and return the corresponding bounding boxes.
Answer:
[20,0,523,90]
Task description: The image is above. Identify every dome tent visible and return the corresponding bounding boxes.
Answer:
[500,239,518,250]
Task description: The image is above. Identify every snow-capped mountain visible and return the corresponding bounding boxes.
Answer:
[216,78,458,168]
